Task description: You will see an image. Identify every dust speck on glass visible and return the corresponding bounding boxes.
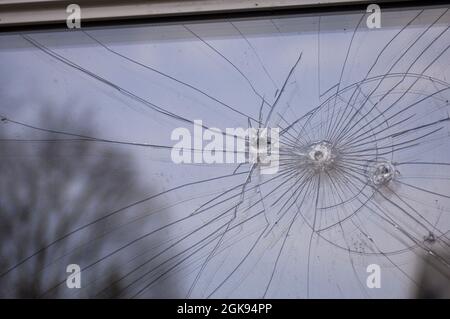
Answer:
[0,5,449,298]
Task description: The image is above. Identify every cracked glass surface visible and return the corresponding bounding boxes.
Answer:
[0,5,450,298]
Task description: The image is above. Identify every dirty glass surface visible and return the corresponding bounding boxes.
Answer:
[0,5,449,298]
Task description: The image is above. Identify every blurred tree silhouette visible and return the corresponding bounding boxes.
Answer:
[415,249,450,299]
[0,108,167,298]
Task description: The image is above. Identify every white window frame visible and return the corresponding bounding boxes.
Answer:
[0,0,427,28]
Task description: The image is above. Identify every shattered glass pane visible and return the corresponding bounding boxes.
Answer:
[0,5,449,298]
